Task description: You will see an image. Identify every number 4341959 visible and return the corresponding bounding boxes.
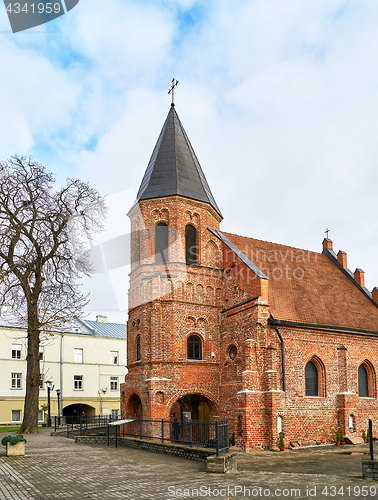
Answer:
[6,3,61,14]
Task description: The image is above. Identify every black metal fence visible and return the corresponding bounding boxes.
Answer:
[121,419,228,455]
[55,416,229,456]
[54,415,112,435]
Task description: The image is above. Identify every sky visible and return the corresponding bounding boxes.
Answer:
[1,0,378,324]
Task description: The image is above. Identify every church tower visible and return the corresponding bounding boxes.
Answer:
[121,104,224,422]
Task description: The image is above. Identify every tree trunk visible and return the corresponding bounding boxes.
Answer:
[19,301,40,433]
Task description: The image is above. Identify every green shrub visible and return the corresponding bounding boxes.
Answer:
[1,435,26,446]
[278,433,285,448]
[229,432,235,446]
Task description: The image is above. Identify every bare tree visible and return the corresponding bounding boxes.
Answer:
[0,155,107,433]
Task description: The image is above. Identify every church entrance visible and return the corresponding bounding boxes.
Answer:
[169,394,214,422]
[169,394,216,445]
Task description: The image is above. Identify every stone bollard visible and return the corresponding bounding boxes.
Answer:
[362,454,378,480]
[207,452,237,473]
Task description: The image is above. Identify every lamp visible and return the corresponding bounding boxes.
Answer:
[46,380,54,427]
[56,388,61,426]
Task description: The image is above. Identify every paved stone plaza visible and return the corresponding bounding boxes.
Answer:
[0,430,376,500]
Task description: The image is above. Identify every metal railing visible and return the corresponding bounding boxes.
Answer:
[54,415,112,435]
[109,418,228,457]
[55,416,229,456]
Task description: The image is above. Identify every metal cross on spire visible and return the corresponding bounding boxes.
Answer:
[168,78,179,106]
[325,228,330,239]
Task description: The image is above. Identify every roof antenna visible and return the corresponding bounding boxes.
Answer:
[168,78,179,107]
[325,228,330,239]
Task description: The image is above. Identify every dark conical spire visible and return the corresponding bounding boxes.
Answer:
[134,106,222,218]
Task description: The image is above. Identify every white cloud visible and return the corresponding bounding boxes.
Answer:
[2,0,378,318]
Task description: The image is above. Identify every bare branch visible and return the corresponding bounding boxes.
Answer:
[0,155,107,433]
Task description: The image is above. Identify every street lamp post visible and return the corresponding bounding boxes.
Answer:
[46,381,54,427]
[56,389,61,426]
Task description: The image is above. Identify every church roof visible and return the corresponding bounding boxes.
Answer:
[133,106,222,218]
[221,231,378,333]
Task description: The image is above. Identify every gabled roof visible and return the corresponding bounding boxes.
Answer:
[209,228,268,279]
[77,319,127,339]
[0,313,127,339]
[222,231,378,332]
[133,106,222,218]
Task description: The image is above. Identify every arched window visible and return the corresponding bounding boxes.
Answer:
[305,360,318,396]
[187,334,202,360]
[185,225,198,265]
[277,416,283,435]
[349,415,355,433]
[358,364,369,397]
[155,223,168,263]
[136,335,141,361]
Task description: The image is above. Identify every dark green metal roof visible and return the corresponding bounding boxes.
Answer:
[134,105,222,218]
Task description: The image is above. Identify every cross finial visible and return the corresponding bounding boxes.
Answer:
[168,78,179,106]
[325,228,330,239]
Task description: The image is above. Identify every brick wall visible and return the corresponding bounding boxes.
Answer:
[120,195,378,451]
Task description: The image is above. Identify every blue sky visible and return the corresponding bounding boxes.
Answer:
[1,0,378,322]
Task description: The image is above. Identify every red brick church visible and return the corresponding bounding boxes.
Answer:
[120,103,378,450]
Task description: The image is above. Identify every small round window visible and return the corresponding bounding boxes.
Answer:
[229,346,237,360]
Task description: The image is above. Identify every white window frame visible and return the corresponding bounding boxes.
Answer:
[39,346,44,361]
[74,375,83,390]
[110,377,118,391]
[110,351,119,365]
[39,373,44,389]
[11,410,21,422]
[12,344,22,360]
[74,348,83,363]
[38,410,44,422]
[11,373,22,389]
[111,409,119,420]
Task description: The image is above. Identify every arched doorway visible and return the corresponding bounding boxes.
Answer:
[63,403,95,422]
[169,394,216,445]
[169,394,215,421]
[126,393,143,419]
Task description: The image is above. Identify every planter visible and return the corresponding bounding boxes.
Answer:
[336,442,340,446]
[6,441,25,456]
[340,442,345,445]
[279,446,285,451]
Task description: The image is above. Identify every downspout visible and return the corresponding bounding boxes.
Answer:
[270,314,286,392]
[60,333,64,413]
[98,365,102,415]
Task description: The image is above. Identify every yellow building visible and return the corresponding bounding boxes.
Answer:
[0,312,127,425]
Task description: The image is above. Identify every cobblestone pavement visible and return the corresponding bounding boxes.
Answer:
[0,430,376,500]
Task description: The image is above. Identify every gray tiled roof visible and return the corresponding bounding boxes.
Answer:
[133,106,222,218]
[0,312,127,339]
[78,319,127,339]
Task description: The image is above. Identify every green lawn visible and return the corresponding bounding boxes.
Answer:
[0,426,51,433]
